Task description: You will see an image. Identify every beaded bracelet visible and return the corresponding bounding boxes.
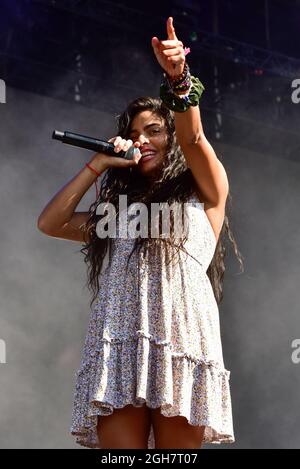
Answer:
[167,61,190,85]
[160,60,205,111]
[167,62,193,95]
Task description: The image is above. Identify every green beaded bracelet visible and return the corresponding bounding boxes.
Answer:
[160,75,205,113]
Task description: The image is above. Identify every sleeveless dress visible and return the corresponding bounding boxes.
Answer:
[70,193,235,448]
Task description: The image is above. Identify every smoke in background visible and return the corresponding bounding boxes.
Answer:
[0,72,299,448]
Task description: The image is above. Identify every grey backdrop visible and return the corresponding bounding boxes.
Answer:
[0,85,299,448]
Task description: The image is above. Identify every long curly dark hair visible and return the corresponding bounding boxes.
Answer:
[79,96,244,310]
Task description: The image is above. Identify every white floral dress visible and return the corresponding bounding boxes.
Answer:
[70,193,235,448]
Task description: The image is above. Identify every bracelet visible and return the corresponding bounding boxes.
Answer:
[160,73,205,112]
[85,163,101,200]
[160,48,205,112]
[161,61,203,109]
[167,62,191,92]
[166,62,193,98]
[167,61,190,85]
[86,162,101,177]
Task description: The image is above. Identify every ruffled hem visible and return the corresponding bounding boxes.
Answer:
[70,331,235,448]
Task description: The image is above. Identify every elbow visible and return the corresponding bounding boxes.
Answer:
[37,216,44,232]
[37,216,51,235]
[179,132,205,146]
[188,132,205,145]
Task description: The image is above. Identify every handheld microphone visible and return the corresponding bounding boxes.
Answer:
[52,130,137,160]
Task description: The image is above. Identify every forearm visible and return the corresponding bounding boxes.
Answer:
[37,155,106,232]
[174,104,204,145]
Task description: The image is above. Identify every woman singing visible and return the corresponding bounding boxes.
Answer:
[38,17,243,449]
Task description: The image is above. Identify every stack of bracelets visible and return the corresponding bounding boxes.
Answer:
[160,60,205,112]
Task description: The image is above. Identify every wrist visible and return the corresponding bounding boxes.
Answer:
[166,61,189,82]
[87,156,107,175]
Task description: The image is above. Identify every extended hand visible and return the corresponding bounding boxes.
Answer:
[151,17,186,78]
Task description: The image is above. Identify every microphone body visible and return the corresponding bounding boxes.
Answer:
[52,130,136,160]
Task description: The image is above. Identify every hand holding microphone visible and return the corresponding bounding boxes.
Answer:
[52,130,142,171]
[102,136,142,169]
[89,135,143,172]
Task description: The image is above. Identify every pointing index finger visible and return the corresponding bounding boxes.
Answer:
[167,17,177,40]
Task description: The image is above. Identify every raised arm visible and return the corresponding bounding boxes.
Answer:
[174,105,229,205]
[152,17,229,206]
